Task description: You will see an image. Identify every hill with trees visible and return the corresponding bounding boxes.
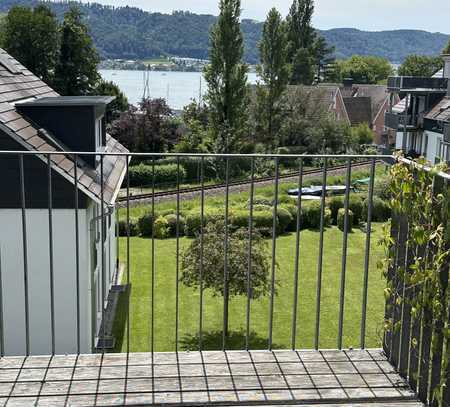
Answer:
[0,0,448,64]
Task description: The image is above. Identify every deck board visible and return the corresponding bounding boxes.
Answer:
[0,349,422,406]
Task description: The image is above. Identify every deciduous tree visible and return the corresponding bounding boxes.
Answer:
[3,5,59,83]
[180,221,273,337]
[335,55,393,84]
[398,55,443,77]
[93,79,129,121]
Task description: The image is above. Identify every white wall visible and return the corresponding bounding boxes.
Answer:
[0,209,93,356]
[424,130,443,164]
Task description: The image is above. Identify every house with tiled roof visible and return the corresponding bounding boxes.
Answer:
[0,48,128,355]
[385,54,450,164]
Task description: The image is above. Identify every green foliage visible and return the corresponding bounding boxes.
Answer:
[328,196,344,224]
[254,8,289,151]
[301,201,331,229]
[204,0,248,153]
[364,196,390,222]
[276,207,293,234]
[138,212,155,237]
[443,38,450,54]
[184,209,224,237]
[337,208,353,232]
[164,214,186,237]
[335,55,393,84]
[380,158,450,402]
[118,217,139,237]
[373,176,391,201]
[350,123,374,148]
[3,5,58,83]
[181,221,273,299]
[280,204,298,231]
[128,163,187,188]
[93,79,129,120]
[398,55,443,77]
[54,7,100,96]
[348,195,364,224]
[153,216,170,239]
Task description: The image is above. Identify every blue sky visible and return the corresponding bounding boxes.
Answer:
[80,0,449,33]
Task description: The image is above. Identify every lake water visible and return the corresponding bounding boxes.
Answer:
[100,70,258,110]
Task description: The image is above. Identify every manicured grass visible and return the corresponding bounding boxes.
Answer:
[114,224,386,352]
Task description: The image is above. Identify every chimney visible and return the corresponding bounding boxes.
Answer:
[343,78,354,88]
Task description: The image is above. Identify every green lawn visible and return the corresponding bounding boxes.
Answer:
[114,224,386,352]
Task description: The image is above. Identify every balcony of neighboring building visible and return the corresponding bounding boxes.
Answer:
[387,76,448,93]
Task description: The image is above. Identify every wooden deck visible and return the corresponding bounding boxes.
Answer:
[0,349,422,406]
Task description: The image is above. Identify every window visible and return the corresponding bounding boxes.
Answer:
[95,118,103,149]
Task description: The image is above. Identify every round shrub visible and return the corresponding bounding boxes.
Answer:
[328,196,344,224]
[118,218,138,237]
[364,196,391,222]
[348,195,364,224]
[128,163,187,188]
[301,201,332,229]
[165,214,186,237]
[337,208,354,232]
[138,212,155,236]
[253,204,272,212]
[374,176,391,201]
[277,207,293,234]
[280,204,298,231]
[153,216,170,239]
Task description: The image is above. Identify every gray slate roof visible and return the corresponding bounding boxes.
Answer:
[0,48,128,205]
[425,97,450,123]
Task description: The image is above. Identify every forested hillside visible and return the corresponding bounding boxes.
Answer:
[0,0,448,64]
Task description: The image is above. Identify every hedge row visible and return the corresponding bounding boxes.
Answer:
[128,163,187,188]
[118,195,390,239]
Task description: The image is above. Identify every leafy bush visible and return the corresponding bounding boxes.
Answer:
[277,207,293,234]
[184,209,223,237]
[364,196,391,222]
[153,216,170,239]
[328,196,344,224]
[165,214,186,237]
[301,201,332,229]
[348,195,364,224]
[128,163,187,187]
[118,217,139,236]
[337,208,354,232]
[138,212,155,236]
[280,204,298,231]
[253,204,272,212]
[373,176,391,201]
[247,196,273,208]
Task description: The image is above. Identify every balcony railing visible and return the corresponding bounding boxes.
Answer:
[387,76,448,92]
[0,150,447,406]
[384,111,415,130]
[444,123,450,143]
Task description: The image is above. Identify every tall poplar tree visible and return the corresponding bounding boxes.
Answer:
[255,8,289,151]
[204,0,248,153]
[54,7,100,96]
[286,0,316,85]
[3,5,59,83]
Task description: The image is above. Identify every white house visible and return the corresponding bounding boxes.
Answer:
[387,54,450,164]
[0,49,128,355]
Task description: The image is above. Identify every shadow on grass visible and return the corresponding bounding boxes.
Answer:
[111,284,131,353]
[180,330,283,351]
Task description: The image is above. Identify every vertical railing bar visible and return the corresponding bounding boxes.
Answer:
[222,157,230,351]
[0,246,4,357]
[337,158,352,350]
[246,157,255,351]
[291,158,304,350]
[199,157,205,351]
[47,154,56,355]
[19,153,30,356]
[151,156,155,356]
[268,157,279,351]
[360,158,376,349]
[126,155,130,356]
[175,157,180,352]
[74,155,81,354]
[100,154,105,355]
[314,158,328,350]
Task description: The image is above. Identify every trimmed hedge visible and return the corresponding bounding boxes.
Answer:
[138,212,156,236]
[128,163,187,187]
[337,208,354,232]
[301,201,332,229]
[184,209,224,237]
[329,196,344,224]
[364,196,391,222]
[277,207,293,234]
[165,214,186,237]
[118,218,139,236]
